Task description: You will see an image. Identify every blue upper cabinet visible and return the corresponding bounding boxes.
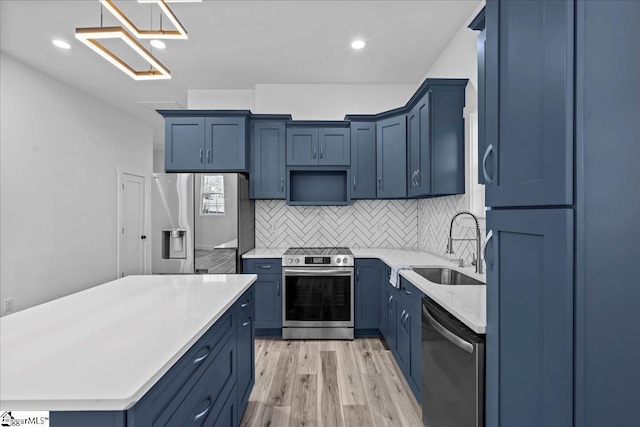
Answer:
[160,111,250,173]
[485,208,573,427]
[430,83,466,196]
[287,123,351,166]
[319,127,350,165]
[165,117,206,171]
[250,120,287,199]
[350,122,377,199]
[484,0,573,207]
[407,94,431,197]
[376,115,407,198]
[286,127,318,166]
[205,117,247,171]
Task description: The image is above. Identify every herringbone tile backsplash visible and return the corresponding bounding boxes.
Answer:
[255,200,418,248]
[417,194,486,266]
[256,195,484,267]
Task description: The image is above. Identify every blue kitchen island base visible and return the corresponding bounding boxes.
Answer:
[49,287,255,427]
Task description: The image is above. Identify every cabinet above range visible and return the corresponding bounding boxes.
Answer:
[286,121,351,166]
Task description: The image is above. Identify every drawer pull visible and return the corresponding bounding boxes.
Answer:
[241,298,252,308]
[404,288,411,295]
[194,396,212,421]
[242,319,251,327]
[193,347,211,364]
[257,265,273,269]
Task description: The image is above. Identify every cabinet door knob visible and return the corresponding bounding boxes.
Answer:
[140,235,147,240]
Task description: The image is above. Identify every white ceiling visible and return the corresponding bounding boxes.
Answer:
[0,0,481,139]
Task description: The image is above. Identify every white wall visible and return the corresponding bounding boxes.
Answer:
[254,84,415,119]
[416,3,487,265]
[187,84,415,119]
[0,53,153,315]
[188,89,256,110]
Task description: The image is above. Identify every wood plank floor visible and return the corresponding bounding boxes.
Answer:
[240,338,422,427]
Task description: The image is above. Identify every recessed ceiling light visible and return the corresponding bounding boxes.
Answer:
[351,40,366,50]
[52,39,71,49]
[150,40,166,49]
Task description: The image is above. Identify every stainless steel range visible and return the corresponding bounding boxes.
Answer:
[282,247,354,340]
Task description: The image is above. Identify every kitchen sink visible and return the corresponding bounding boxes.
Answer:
[412,267,484,286]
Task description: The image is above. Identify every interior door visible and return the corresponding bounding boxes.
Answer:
[120,173,146,277]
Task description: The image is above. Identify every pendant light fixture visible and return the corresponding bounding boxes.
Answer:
[75,0,181,80]
[100,0,188,39]
[75,27,171,80]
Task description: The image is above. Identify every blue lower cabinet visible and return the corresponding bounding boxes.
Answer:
[385,284,398,354]
[355,259,380,332]
[394,297,410,373]
[50,287,255,427]
[252,275,281,331]
[486,208,573,427]
[405,305,422,401]
[237,310,255,418]
[209,385,238,427]
[243,259,283,335]
[165,335,237,426]
[378,263,389,336]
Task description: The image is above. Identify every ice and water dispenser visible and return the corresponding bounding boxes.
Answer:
[162,228,187,259]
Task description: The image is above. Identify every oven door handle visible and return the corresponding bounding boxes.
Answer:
[283,268,353,276]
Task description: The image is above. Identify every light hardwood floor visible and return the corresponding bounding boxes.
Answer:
[240,338,423,427]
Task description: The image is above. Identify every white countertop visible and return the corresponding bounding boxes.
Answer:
[243,247,486,333]
[0,274,257,411]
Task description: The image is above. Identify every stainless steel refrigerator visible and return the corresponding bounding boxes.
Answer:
[151,173,254,274]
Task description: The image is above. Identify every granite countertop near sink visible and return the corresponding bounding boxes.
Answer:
[242,247,486,333]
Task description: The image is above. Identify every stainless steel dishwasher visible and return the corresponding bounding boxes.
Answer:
[422,296,485,427]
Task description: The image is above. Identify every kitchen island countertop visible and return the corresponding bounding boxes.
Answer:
[243,247,485,333]
[0,274,257,411]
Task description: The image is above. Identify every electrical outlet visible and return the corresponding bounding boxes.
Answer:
[4,298,14,314]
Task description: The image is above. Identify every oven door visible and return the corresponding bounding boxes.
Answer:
[282,267,354,327]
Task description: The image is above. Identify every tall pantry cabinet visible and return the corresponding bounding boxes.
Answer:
[482,1,639,426]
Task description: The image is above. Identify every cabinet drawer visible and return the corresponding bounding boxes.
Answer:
[129,310,236,426]
[165,334,237,426]
[236,287,255,320]
[400,277,423,313]
[243,258,281,274]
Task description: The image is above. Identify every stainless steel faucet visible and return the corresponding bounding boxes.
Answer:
[446,211,484,274]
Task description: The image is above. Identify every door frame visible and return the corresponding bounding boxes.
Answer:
[117,169,148,278]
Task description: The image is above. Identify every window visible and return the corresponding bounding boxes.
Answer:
[200,175,224,215]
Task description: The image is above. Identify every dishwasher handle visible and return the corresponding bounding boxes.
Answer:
[423,305,474,354]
